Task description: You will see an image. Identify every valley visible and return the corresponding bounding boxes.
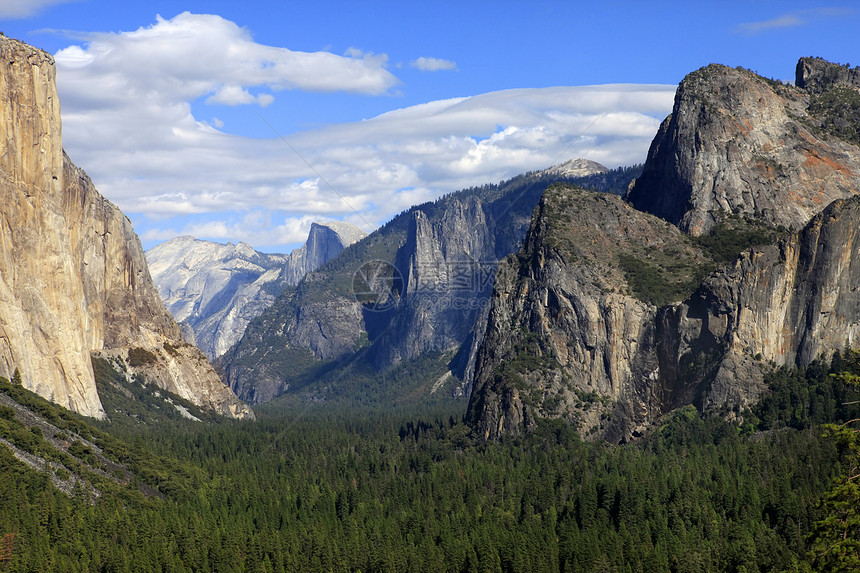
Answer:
[0,31,859,571]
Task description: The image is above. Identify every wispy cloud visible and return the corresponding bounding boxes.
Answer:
[410,57,458,72]
[0,0,74,19]
[52,12,675,252]
[736,7,853,35]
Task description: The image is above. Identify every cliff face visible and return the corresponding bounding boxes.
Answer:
[372,196,497,368]
[0,37,251,419]
[0,39,97,416]
[626,64,860,235]
[675,196,860,406]
[796,57,860,93]
[280,222,367,285]
[469,58,860,441]
[220,164,617,404]
[146,222,365,359]
[468,187,860,442]
[467,187,707,441]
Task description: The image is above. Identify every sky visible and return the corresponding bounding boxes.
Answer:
[1,1,857,253]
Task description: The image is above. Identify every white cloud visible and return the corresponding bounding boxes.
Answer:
[52,13,675,251]
[0,0,73,18]
[54,12,399,99]
[736,7,854,35]
[410,57,458,72]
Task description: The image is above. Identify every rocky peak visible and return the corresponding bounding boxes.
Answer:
[291,222,367,283]
[147,222,365,359]
[626,62,860,236]
[541,158,609,178]
[796,57,860,94]
[466,185,711,441]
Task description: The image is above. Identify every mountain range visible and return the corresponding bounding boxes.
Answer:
[145,221,366,359]
[215,161,638,404]
[2,31,859,452]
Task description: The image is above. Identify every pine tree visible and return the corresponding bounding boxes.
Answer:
[806,372,860,572]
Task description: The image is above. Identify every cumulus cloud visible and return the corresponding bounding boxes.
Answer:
[52,13,675,251]
[410,57,458,72]
[55,12,399,100]
[736,7,854,35]
[0,0,73,18]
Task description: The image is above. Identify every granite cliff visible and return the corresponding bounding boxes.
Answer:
[146,222,365,359]
[626,62,860,235]
[219,163,627,404]
[467,186,714,441]
[469,58,860,441]
[0,37,251,419]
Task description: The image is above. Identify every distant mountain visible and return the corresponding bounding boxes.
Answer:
[468,58,860,442]
[541,158,609,178]
[218,159,625,405]
[0,36,250,420]
[146,222,366,359]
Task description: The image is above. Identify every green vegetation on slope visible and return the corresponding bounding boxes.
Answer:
[0,348,858,571]
[618,214,786,308]
[692,215,787,264]
[808,85,860,146]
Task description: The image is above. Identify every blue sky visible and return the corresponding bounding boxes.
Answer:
[1,1,857,252]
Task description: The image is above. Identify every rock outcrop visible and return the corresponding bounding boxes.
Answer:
[146,222,365,359]
[468,186,860,442]
[626,64,860,235]
[0,37,251,419]
[467,186,710,441]
[542,158,609,178]
[469,58,860,441]
[796,57,860,94]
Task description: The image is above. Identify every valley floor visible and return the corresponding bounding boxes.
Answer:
[0,353,859,572]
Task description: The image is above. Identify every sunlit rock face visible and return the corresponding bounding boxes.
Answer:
[146,222,366,360]
[627,64,860,236]
[0,36,251,420]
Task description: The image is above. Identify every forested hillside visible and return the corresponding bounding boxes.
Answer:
[1,351,858,571]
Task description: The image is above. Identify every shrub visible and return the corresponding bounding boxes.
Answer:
[127,347,158,367]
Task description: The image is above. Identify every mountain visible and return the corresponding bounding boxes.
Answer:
[218,160,626,404]
[541,158,609,178]
[0,37,251,420]
[467,58,860,442]
[146,222,366,359]
[626,61,860,235]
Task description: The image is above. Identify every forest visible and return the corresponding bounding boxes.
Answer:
[0,350,859,572]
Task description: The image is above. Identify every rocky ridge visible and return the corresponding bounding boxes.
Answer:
[469,58,860,441]
[146,222,366,359]
[0,37,250,419]
[219,162,619,404]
